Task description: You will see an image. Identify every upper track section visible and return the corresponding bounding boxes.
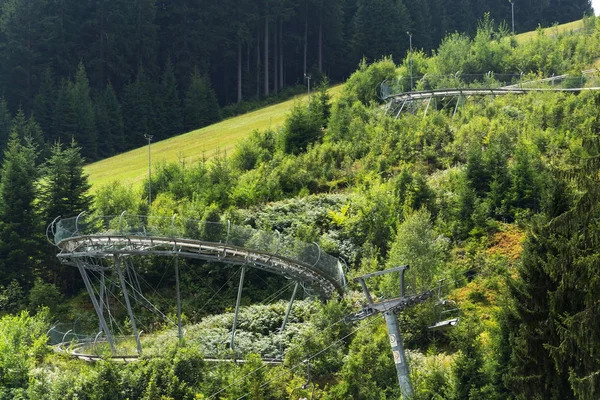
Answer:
[48,214,346,299]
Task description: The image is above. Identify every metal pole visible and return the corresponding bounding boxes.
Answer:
[384,311,413,399]
[231,266,246,355]
[175,257,183,341]
[99,271,106,333]
[280,282,300,333]
[144,134,153,205]
[308,76,311,109]
[509,0,515,35]
[115,255,142,354]
[77,263,116,354]
[407,32,413,91]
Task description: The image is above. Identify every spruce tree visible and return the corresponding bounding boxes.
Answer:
[96,82,124,156]
[122,66,155,150]
[39,139,92,226]
[0,98,12,155]
[70,62,98,160]
[32,68,56,142]
[158,58,183,139]
[0,131,40,289]
[183,68,221,131]
[53,80,78,144]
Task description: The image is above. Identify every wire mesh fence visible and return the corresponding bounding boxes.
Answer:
[381,70,600,98]
[50,214,346,291]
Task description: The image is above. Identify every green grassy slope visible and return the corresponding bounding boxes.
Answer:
[514,19,584,43]
[85,85,343,190]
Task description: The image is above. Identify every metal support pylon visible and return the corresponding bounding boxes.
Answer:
[231,265,246,357]
[77,261,116,355]
[349,265,433,399]
[175,257,183,341]
[115,255,142,354]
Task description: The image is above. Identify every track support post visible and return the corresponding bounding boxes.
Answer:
[115,255,142,354]
[77,262,116,355]
[280,281,300,333]
[231,265,246,357]
[175,257,183,341]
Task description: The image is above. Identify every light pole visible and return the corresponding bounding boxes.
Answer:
[407,32,413,91]
[144,134,154,206]
[304,73,312,110]
[509,0,515,35]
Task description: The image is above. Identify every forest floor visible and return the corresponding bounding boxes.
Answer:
[85,85,344,190]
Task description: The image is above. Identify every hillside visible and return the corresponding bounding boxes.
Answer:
[85,16,590,190]
[85,85,343,189]
[3,13,600,400]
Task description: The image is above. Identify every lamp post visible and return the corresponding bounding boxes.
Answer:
[144,134,154,206]
[509,0,515,34]
[304,73,311,110]
[407,32,413,91]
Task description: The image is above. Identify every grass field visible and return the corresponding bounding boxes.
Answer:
[85,85,343,190]
[515,19,584,43]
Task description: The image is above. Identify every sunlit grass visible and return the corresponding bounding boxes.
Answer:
[85,85,344,190]
[514,19,584,43]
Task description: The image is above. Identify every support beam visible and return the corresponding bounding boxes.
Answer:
[280,281,300,333]
[384,311,413,399]
[231,265,246,355]
[77,262,116,354]
[115,255,142,354]
[99,271,106,333]
[175,257,183,341]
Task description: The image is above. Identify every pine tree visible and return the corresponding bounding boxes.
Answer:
[183,68,221,131]
[121,66,155,150]
[158,58,183,139]
[39,140,92,226]
[32,68,56,142]
[96,82,124,156]
[0,98,12,155]
[505,96,600,399]
[70,62,98,160]
[53,80,79,144]
[0,131,40,289]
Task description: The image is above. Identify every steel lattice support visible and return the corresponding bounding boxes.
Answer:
[77,260,116,354]
[114,255,142,354]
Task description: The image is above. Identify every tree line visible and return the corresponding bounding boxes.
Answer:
[0,0,592,161]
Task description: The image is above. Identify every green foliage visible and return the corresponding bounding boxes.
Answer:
[0,131,40,288]
[184,68,221,131]
[0,310,49,396]
[94,181,145,216]
[385,209,448,294]
[280,102,323,155]
[342,58,397,105]
[28,277,63,316]
[39,140,92,222]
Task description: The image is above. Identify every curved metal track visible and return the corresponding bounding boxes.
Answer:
[386,86,600,103]
[57,234,344,299]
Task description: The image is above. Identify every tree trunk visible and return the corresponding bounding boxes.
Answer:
[237,40,242,103]
[99,0,105,85]
[279,20,284,89]
[274,18,278,93]
[264,16,269,96]
[318,4,323,73]
[303,11,308,77]
[256,28,260,99]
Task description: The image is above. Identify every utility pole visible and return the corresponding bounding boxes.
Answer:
[144,134,154,205]
[349,266,433,399]
[509,0,515,35]
[407,32,413,91]
[304,73,312,110]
